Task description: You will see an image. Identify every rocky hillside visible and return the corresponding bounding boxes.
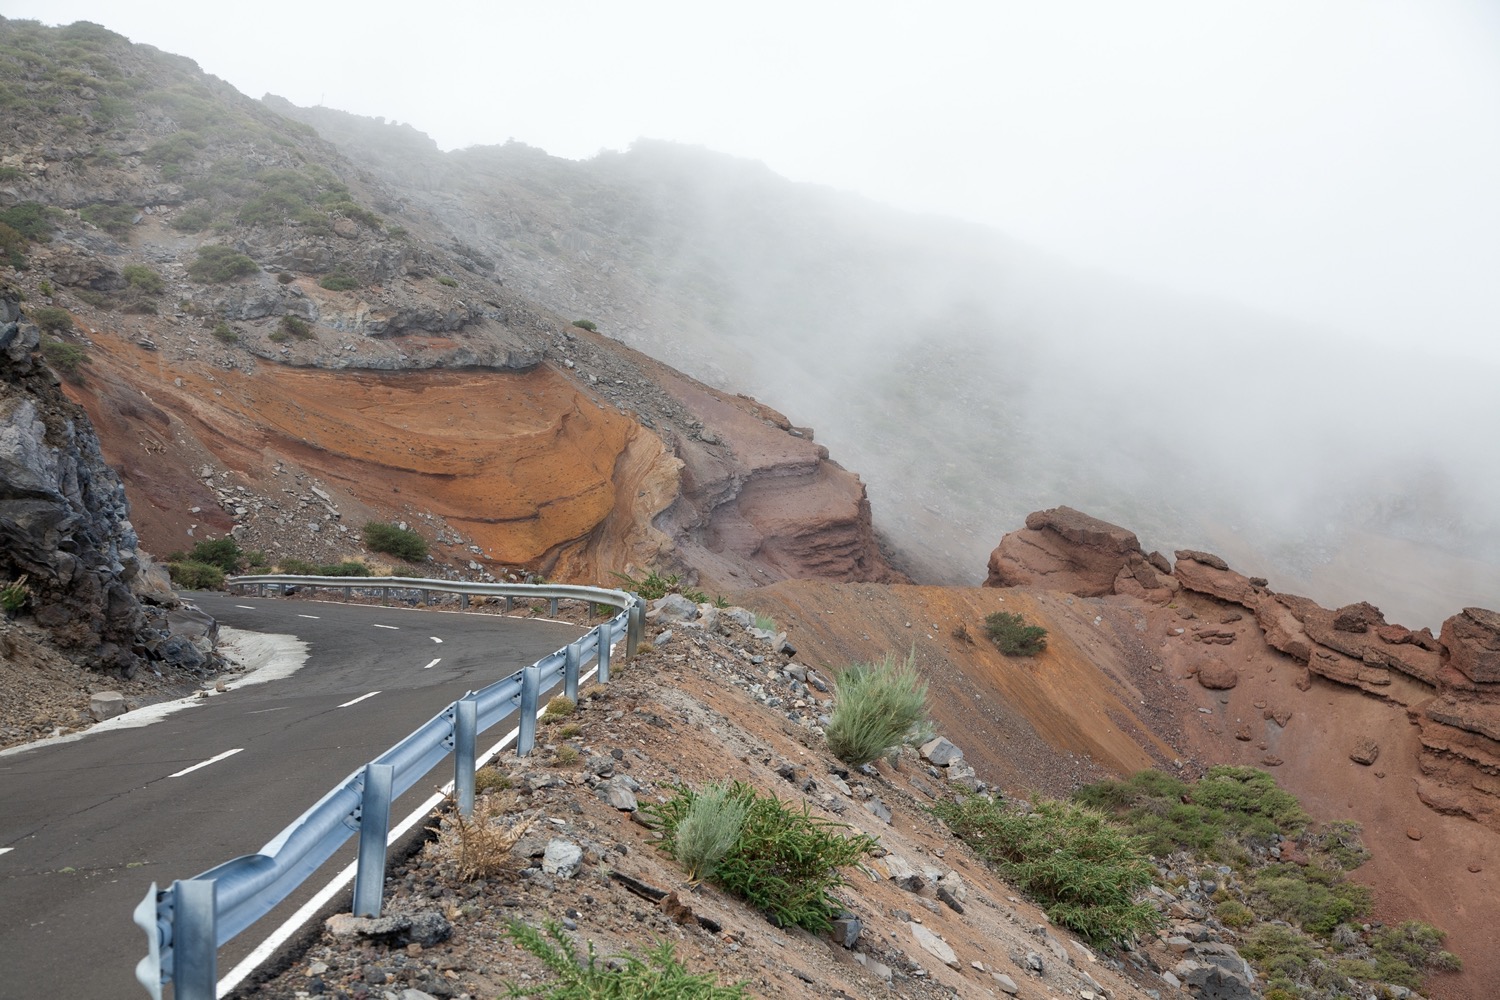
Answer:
[0,17,897,592]
[265,100,1500,631]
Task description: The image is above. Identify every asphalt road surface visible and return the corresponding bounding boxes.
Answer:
[0,593,587,1000]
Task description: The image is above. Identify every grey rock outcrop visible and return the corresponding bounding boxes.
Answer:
[0,290,166,673]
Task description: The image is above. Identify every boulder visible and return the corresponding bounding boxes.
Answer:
[1333,601,1386,632]
[1173,554,1260,606]
[1441,607,1500,684]
[919,736,963,766]
[986,506,1173,601]
[1196,661,1239,690]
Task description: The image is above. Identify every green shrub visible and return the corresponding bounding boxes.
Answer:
[1370,921,1462,986]
[672,783,750,882]
[933,795,1162,946]
[278,314,313,339]
[32,306,73,334]
[645,781,878,932]
[571,318,597,331]
[0,202,55,241]
[212,321,238,343]
[825,650,930,766]
[436,275,458,287]
[318,561,373,577]
[277,557,320,575]
[122,264,164,294]
[79,202,136,236]
[180,537,241,573]
[0,167,20,181]
[609,569,704,602]
[1215,899,1255,929]
[985,610,1048,656]
[753,613,777,632]
[1,575,30,615]
[41,339,88,378]
[0,222,28,268]
[168,561,225,590]
[170,204,214,233]
[276,271,295,284]
[362,521,428,561]
[500,920,747,999]
[317,270,359,291]
[187,245,258,283]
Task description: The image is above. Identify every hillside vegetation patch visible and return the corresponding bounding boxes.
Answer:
[362,521,428,562]
[824,650,930,767]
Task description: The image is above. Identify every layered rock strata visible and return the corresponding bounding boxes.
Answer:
[984,505,1177,602]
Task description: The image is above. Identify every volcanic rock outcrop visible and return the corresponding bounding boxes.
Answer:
[990,507,1500,833]
[984,505,1176,602]
[0,289,165,672]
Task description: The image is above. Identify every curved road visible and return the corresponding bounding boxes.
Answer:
[0,594,587,1000]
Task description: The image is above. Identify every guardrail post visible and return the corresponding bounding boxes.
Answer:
[460,593,469,609]
[548,597,559,617]
[419,589,428,606]
[455,699,477,818]
[517,664,541,756]
[564,641,581,702]
[627,598,643,659]
[174,878,218,1000]
[505,596,514,613]
[596,624,611,685]
[352,763,394,917]
[343,586,351,601]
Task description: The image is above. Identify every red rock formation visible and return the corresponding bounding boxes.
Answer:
[984,506,1177,602]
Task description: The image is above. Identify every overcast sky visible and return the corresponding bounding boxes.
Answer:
[8,1,1499,360]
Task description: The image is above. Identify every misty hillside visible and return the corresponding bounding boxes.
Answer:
[265,100,1500,628]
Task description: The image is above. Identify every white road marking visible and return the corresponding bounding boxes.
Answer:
[372,624,398,630]
[169,748,243,778]
[235,605,256,610]
[338,692,381,708]
[0,848,12,856]
[430,636,443,644]
[246,707,288,715]
[297,614,320,620]
[422,658,441,670]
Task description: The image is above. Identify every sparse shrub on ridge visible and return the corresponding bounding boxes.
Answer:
[985,610,1047,656]
[41,338,88,379]
[187,244,258,283]
[122,263,164,294]
[500,919,748,999]
[571,318,597,331]
[31,306,73,333]
[825,650,930,767]
[167,560,225,590]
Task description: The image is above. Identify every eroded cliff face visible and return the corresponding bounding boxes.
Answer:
[0,290,171,673]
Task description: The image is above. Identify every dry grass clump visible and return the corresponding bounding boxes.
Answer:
[428,792,532,881]
[540,695,576,724]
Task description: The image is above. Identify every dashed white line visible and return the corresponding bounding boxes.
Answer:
[372,624,399,630]
[169,748,243,778]
[338,692,381,708]
[0,848,12,857]
[430,636,443,644]
[297,614,320,620]
[236,605,256,610]
[422,658,441,670]
[247,707,288,715]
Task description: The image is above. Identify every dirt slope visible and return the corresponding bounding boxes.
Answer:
[737,580,1488,999]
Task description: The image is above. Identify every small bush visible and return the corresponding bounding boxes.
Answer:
[553,745,580,767]
[362,521,428,561]
[500,919,748,999]
[429,792,531,881]
[181,537,241,573]
[318,561,373,577]
[278,314,313,339]
[317,270,359,291]
[541,695,577,723]
[170,204,214,233]
[122,264,164,294]
[673,783,750,882]
[1215,899,1255,929]
[187,245,258,283]
[436,275,458,287]
[0,202,55,241]
[31,306,73,333]
[933,795,1162,946]
[168,561,225,590]
[276,271,295,284]
[753,613,777,632]
[79,202,136,236]
[212,321,238,343]
[1,575,30,615]
[985,610,1048,656]
[825,650,930,766]
[474,768,513,794]
[571,318,597,331]
[0,222,29,269]
[41,339,88,378]
[645,781,878,932]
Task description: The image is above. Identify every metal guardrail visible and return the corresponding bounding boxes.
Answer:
[134,578,644,1000]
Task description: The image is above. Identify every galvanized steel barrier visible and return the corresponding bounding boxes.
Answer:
[133,577,644,1000]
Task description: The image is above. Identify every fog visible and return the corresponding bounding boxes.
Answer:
[10,1,1500,624]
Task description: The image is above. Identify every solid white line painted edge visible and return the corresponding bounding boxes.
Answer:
[235,605,255,610]
[169,748,243,778]
[338,692,381,708]
[215,662,602,999]
[297,614,320,619]
[422,658,441,670]
[372,624,399,630]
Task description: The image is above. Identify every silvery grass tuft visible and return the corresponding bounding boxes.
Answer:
[674,783,749,882]
[825,650,930,767]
